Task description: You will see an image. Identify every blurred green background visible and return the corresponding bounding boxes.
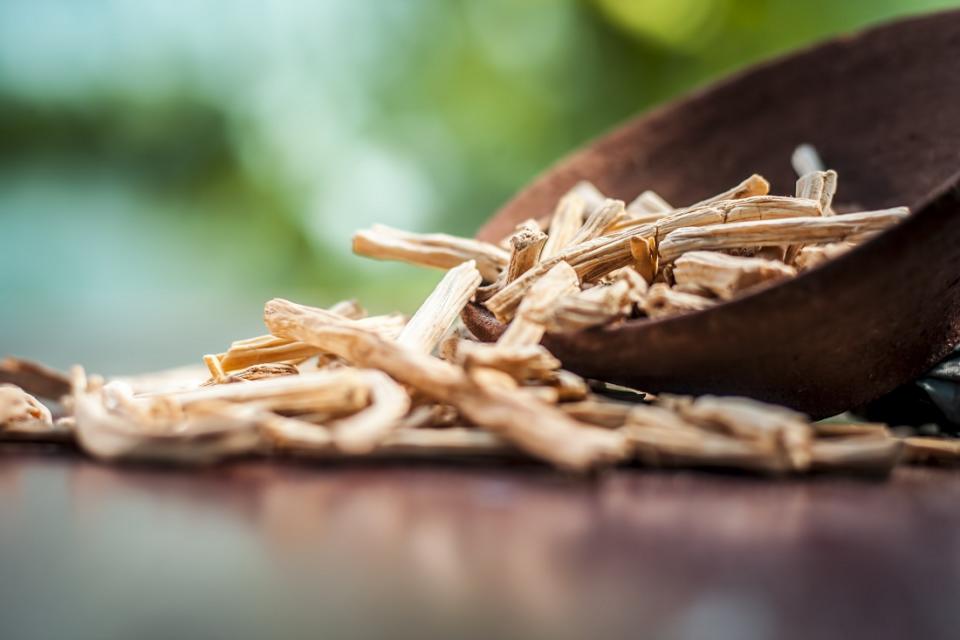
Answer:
[2,0,957,374]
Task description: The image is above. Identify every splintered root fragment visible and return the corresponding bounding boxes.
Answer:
[328,370,411,454]
[352,224,508,281]
[794,242,856,271]
[0,384,67,442]
[505,220,547,283]
[658,208,909,262]
[642,283,715,319]
[397,260,482,354]
[543,278,634,333]
[673,251,796,300]
[666,395,813,471]
[498,261,579,348]
[626,190,673,217]
[541,192,587,260]
[810,436,902,475]
[568,199,626,246]
[687,174,770,208]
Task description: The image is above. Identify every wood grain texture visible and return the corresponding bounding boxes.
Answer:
[2,446,958,640]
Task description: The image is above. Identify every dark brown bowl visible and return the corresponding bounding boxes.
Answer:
[463,10,960,418]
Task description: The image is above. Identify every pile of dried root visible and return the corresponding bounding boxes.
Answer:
[2,146,957,475]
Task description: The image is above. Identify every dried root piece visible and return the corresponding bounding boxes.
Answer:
[810,436,901,475]
[397,260,482,354]
[352,224,508,281]
[641,283,715,319]
[796,170,838,214]
[568,180,607,216]
[623,405,790,474]
[629,236,658,283]
[673,251,796,300]
[543,277,634,333]
[687,174,770,208]
[658,208,909,262]
[793,242,856,271]
[505,220,547,283]
[539,369,590,402]
[454,341,560,382]
[561,398,634,428]
[263,303,627,471]
[0,357,71,400]
[164,368,371,416]
[666,395,813,471]
[202,363,300,386]
[0,384,69,442]
[72,369,263,464]
[541,192,586,260]
[498,262,579,348]
[813,422,891,439]
[328,370,410,454]
[626,190,673,217]
[568,199,626,246]
[902,437,960,466]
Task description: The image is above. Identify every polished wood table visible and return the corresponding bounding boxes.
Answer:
[2,444,958,640]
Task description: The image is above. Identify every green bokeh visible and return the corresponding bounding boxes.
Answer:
[1,0,957,373]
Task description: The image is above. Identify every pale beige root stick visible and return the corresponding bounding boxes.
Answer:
[658,207,910,262]
[796,170,837,214]
[673,251,796,300]
[352,224,508,281]
[505,220,547,283]
[201,363,299,386]
[543,277,634,333]
[453,341,560,382]
[809,436,902,475]
[327,370,411,454]
[567,199,626,246]
[791,144,825,177]
[626,190,673,217]
[569,179,607,216]
[157,368,371,416]
[623,404,791,473]
[263,303,627,471]
[219,314,404,373]
[265,422,518,460]
[397,260,482,354]
[641,283,715,319]
[901,437,960,466]
[540,192,587,259]
[561,398,635,428]
[498,261,579,348]
[664,395,813,471]
[607,266,650,304]
[813,422,891,439]
[539,369,590,402]
[71,368,263,464]
[0,384,70,442]
[784,169,839,261]
[794,242,856,271]
[628,236,658,283]
[686,174,770,208]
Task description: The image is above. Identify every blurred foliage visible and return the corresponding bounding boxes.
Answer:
[1,0,957,372]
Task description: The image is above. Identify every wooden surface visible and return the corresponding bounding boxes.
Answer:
[2,444,958,640]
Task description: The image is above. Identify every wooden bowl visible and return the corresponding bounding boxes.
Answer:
[463,10,960,418]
